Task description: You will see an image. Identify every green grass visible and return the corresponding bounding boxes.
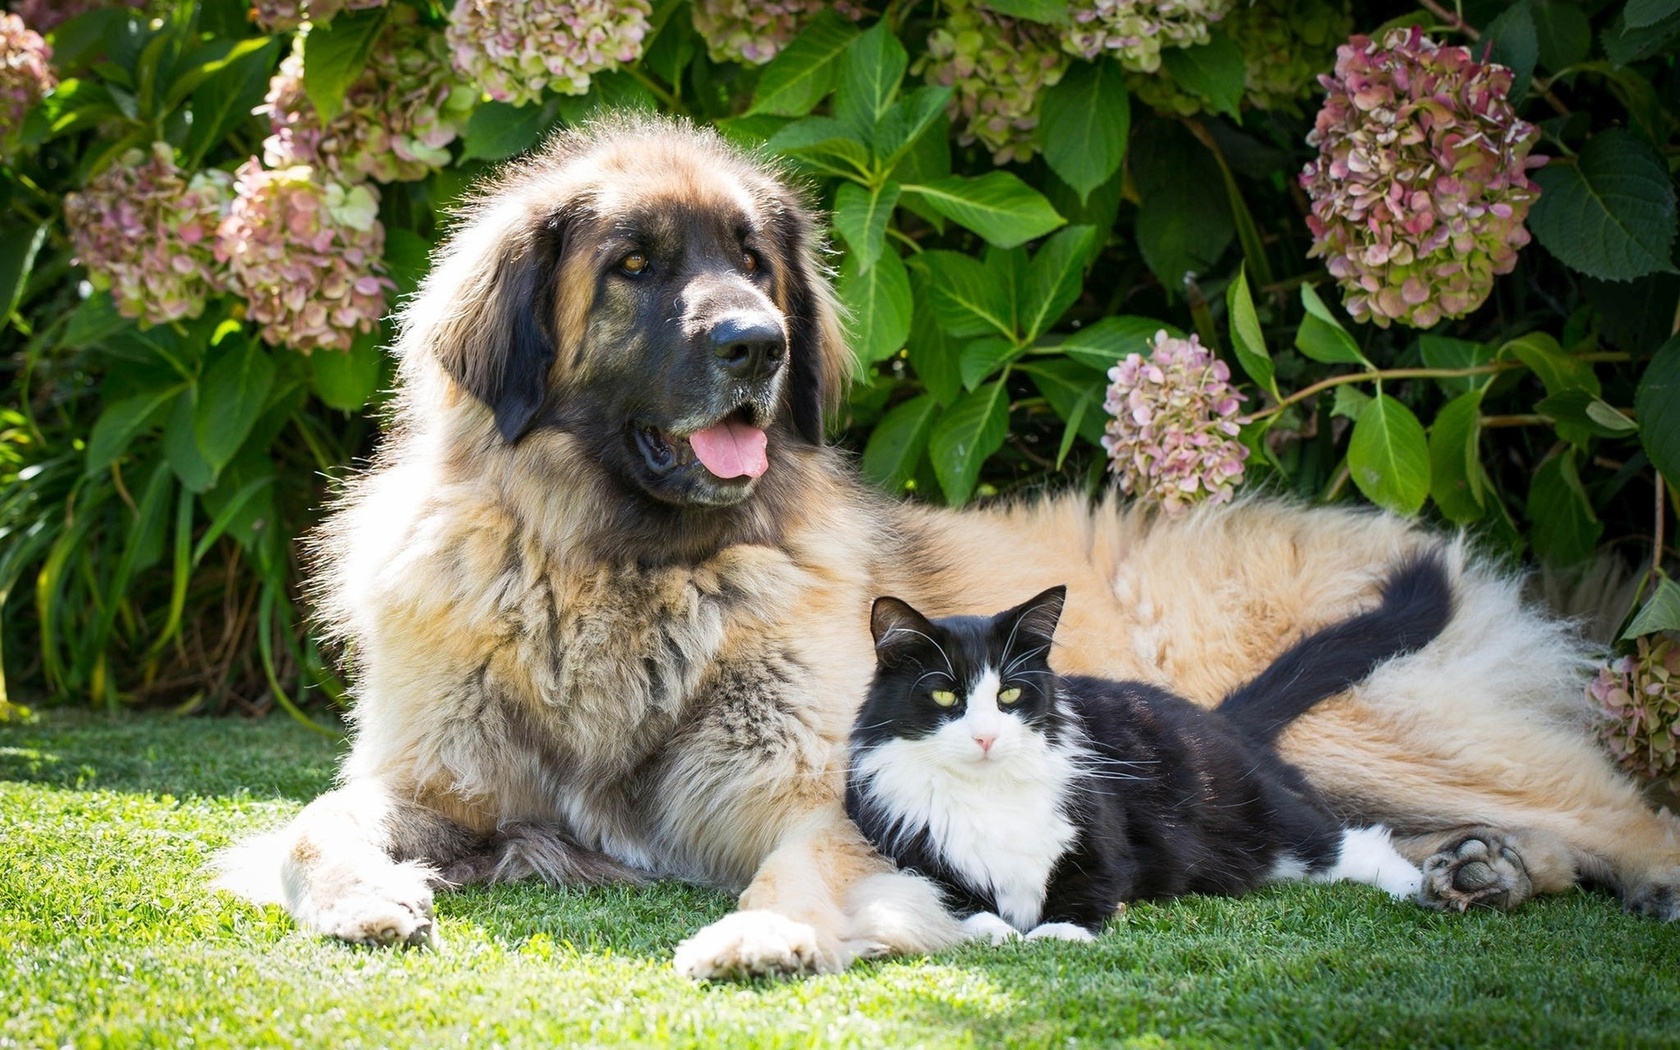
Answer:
[3,711,1679,1049]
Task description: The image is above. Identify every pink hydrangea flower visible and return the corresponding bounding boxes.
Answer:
[1299,28,1545,329]
[446,0,651,106]
[1102,330,1249,513]
[216,160,394,353]
[262,6,476,183]
[1,12,54,143]
[1062,0,1234,73]
[250,0,387,34]
[1588,635,1680,792]
[690,0,862,66]
[922,0,1068,165]
[63,142,235,326]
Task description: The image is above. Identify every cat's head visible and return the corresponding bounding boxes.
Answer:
[855,586,1069,765]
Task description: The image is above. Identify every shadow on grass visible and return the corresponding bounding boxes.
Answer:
[0,707,341,801]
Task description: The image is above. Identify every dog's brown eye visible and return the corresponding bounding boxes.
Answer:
[742,250,759,274]
[620,252,648,276]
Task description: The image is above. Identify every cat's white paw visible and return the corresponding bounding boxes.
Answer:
[1025,921,1095,942]
[673,909,837,979]
[960,912,1021,945]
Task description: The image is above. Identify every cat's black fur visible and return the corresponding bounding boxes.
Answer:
[845,555,1454,935]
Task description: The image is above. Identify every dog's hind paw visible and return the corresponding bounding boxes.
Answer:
[299,860,438,949]
[1419,834,1533,912]
[673,909,836,979]
[1623,876,1680,920]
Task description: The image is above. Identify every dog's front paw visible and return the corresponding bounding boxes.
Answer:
[1025,922,1095,942]
[673,909,836,979]
[1420,834,1532,913]
[959,912,1020,946]
[298,860,438,949]
[1623,872,1680,920]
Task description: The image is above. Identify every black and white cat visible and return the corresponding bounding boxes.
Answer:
[845,557,1453,942]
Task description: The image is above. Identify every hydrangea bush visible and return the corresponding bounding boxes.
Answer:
[1589,636,1680,794]
[4,0,1680,725]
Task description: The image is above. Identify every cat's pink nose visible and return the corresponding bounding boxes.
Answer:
[973,733,996,755]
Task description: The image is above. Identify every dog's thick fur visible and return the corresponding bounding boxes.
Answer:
[219,117,1680,976]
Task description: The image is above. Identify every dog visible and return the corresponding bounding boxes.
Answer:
[217,115,1680,977]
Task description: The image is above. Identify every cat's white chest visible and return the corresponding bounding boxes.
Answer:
[854,724,1082,931]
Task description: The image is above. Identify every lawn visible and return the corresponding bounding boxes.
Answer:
[3,710,1677,1049]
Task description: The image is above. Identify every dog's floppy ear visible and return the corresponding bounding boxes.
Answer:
[771,192,852,446]
[428,210,570,443]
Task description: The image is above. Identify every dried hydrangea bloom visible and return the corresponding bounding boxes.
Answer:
[446,0,651,106]
[263,6,476,183]
[690,0,862,66]
[63,142,235,326]
[922,0,1068,165]
[216,160,394,353]
[1102,330,1249,513]
[1589,635,1680,792]
[1062,0,1235,74]
[1299,27,1544,329]
[1129,0,1350,116]
[250,0,387,34]
[0,12,54,143]
[9,0,144,34]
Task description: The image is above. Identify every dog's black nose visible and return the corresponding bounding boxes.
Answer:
[709,316,785,381]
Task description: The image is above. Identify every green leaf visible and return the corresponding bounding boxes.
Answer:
[1527,451,1601,567]
[182,38,278,167]
[840,247,912,365]
[1532,0,1592,70]
[915,250,1014,341]
[979,0,1069,21]
[748,10,858,116]
[766,116,873,179]
[960,337,1021,391]
[1485,2,1538,101]
[875,85,952,168]
[1501,332,1601,397]
[862,394,940,493]
[1225,263,1276,398]
[195,337,276,471]
[1020,359,1108,448]
[163,387,216,493]
[1418,335,1495,397]
[460,99,558,163]
[1529,129,1678,282]
[832,181,901,273]
[1057,316,1174,372]
[1039,58,1130,205]
[929,380,1010,506]
[1296,284,1370,366]
[163,36,276,111]
[1331,385,1371,422]
[312,330,386,411]
[903,173,1065,250]
[1428,389,1488,524]
[1346,393,1430,515]
[906,264,964,405]
[0,221,47,320]
[1130,120,1232,291]
[301,7,386,123]
[1623,576,1680,639]
[1536,389,1638,439]
[1021,225,1098,343]
[1159,31,1245,120]
[834,20,907,141]
[1628,0,1680,29]
[1636,334,1680,486]
[85,386,181,475]
[1603,6,1680,65]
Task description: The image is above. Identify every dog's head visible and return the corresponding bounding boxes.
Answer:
[396,115,850,510]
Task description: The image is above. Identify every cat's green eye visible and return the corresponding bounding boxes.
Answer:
[998,687,1022,704]
[931,689,958,707]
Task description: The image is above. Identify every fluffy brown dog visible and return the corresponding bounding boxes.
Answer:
[219,116,1680,977]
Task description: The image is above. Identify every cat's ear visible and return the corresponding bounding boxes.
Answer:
[1003,585,1067,644]
[871,596,935,650]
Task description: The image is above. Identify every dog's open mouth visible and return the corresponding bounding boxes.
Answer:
[636,410,769,480]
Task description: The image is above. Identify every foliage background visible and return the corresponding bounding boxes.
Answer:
[5,0,1680,777]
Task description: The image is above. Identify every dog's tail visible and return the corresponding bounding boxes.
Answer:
[1215,553,1454,744]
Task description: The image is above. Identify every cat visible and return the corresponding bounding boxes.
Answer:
[845,556,1454,942]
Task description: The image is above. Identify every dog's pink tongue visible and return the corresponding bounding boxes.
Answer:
[688,420,768,479]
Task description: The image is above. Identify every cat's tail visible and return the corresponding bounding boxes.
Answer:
[1215,553,1454,743]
